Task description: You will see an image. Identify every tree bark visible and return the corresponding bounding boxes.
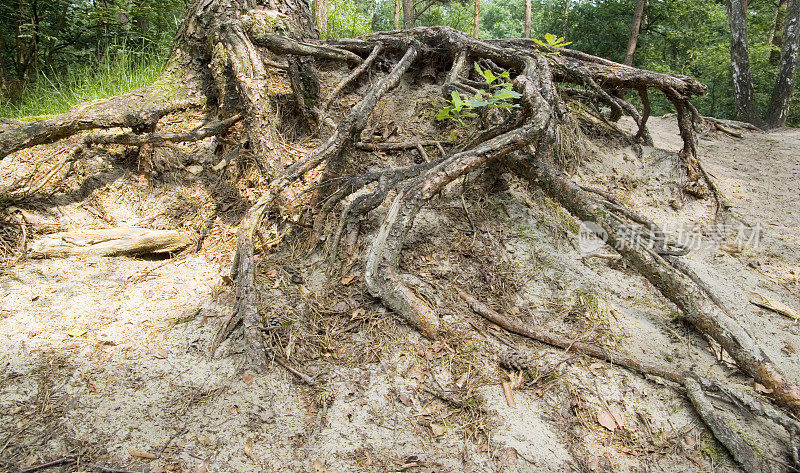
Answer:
[402,0,415,28]
[473,0,480,38]
[314,0,327,39]
[624,0,646,66]
[768,0,788,64]
[394,0,401,29]
[524,0,531,38]
[725,0,765,127]
[765,0,800,128]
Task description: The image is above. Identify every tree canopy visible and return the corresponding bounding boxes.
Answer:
[2,0,799,125]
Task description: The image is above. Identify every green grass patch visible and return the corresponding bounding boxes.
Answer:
[0,48,167,120]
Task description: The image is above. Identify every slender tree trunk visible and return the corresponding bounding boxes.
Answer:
[766,0,800,127]
[394,0,401,29]
[769,0,788,65]
[473,0,480,38]
[524,0,531,38]
[561,0,570,38]
[402,0,415,28]
[624,0,646,66]
[314,0,327,39]
[725,0,764,127]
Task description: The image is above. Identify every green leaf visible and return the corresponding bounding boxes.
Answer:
[500,71,510,78]
[493,89,522,100]
[483,69,496,85]
[451,90,463,110]
[467,98,489,108]
[545,32,557,45]
[436,108,452,121]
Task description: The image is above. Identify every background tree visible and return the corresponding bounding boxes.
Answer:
[765,0,800,127]
[624,0,647,65]
[315,0,329,38]
[726,0,765,126]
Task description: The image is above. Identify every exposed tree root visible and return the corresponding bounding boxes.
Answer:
[458,286,796,473]
[220,45,419,369]
[510,155,800,417]
[364,58,553,338]
[3,13,791,469]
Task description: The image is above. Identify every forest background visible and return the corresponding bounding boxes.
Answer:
[0,0,797,125]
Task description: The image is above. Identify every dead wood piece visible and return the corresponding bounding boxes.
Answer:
[456,287,683,384]
[273,355,316,385]
[0,95,196,159]
[512,155,800,417]
[29,227,192,258]
[82,114,242,146]
[750,293,800,321]
[19,458,75,473]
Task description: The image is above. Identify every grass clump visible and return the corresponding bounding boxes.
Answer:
[0,48,166,120]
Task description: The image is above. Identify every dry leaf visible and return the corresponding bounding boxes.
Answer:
[242,373,255,385]
[598,411,618,431]
[243,437,255,460]
[500,447,518,469]
[151,348,169,359]
[430,423,447,436]
[340,274,357,285]
[351,308,366,318]
[129,449,156,459]
[398,393,413,406]
[329,301,350,313]
[406,364,426,383]
[754,382,774,394]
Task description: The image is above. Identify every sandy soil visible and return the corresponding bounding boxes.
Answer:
[1,109,799,473]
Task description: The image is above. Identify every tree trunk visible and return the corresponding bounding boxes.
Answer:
[725,0,764,127]
[473,0,480,38]
[765,0,800,128]
[768,0,788,64]
[394,0,401,29]
[561,0,570,38]
[524,0,531,38]
[314,0,327,39]
[624,0,646,66]
[402,0,415,28]
[15,0,38,81]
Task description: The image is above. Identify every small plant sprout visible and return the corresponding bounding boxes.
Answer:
[533,33,572,55]
[436,62,522,125]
